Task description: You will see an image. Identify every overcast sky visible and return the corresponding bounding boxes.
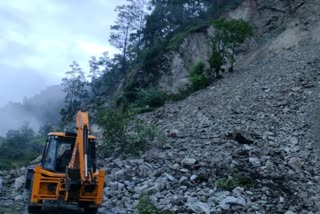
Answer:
[0,0,126,106]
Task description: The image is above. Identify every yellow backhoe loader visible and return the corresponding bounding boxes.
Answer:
[25,111,105,214]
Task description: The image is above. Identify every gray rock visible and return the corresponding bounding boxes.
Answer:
[285,211,296,214]
[232,187,244,196]
[0,177,2,191]
[291,86,301,92]
[249,157,261,167]
[181,158,197,166]
[289,137,299,145]
[188,202,211,214]
[113,158,123,168]
[114,169,126,180]
[171,163,180,170]
[288,157,303,171]
[134,184,149,193]
[164,173,175,182]
[14,175,26,190]
[14,195,24,201]
[179,176,188,184]
[219,196,246,210]
[145,183,164,194]
[180,168,190,173]
[190,174,198,181]
[186,197,198,204]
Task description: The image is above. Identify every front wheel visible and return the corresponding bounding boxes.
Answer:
[84,207,97,214]
[27,177,41,213]
[27,205,41,214]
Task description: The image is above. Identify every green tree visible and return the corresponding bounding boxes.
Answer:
[210,18,253,73]
[60,61,88,124]
[109,0,146,73]
[88,53,111,96]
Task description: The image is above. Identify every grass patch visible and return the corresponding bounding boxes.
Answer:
[216,176,253,190]
[136,195,174,214]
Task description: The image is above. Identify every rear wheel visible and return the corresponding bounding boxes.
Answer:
[84,207,97,214]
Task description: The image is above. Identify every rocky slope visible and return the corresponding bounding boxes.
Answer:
[100,42,320,213]
[2,1,320,214]
[3,42,320,214]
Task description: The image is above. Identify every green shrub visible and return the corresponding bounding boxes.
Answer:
[128,120,157,155]
[136,195,174,214]
[97,109,158,156]
[216,176,253,190]
[189,61,210,90]
[97,108,129,155]
[168,86,193,102]
[136,87,168,108]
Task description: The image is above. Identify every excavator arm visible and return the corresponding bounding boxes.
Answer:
[66,111,97,201]
[68,111,91,181]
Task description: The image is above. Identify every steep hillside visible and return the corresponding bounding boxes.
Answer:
[97,42,320,213]
[1,0,320,213]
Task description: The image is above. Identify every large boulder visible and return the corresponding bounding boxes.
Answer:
[14,175,26,190]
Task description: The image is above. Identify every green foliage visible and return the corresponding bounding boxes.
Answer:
[97,108,129,155]
[0,124,45,170]
[189,61,210,90]
[136,87,168,108]
[136,195,174,214]
[208,47,226,77]
[216,176,253,190]
[118,87,168,115]
[97,108,157,156]
[168,30,190,50]
[167,25,207,50]
[128,120,157,155]
[210,18,253,73]
[168,86,194,102]
[141,39,167,74]
[61,61,88,125]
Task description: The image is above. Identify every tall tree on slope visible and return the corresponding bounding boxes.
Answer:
[60,61,88,125]
[109,0,147,73]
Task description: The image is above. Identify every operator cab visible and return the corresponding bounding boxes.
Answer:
[41,132,96,173]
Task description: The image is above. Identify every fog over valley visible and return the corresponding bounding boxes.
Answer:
[0,0,126,134]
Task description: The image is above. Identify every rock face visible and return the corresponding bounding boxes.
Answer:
[158,30,212,93]
[157,0,320,93]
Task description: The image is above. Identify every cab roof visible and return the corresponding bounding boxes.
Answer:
[48,132,96,139]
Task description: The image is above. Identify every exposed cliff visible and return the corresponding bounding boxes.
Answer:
[154,0,320,94]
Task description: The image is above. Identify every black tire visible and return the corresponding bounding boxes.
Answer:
[27,205,41,214]
[27,177,41,213]
[84,207,97,214]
